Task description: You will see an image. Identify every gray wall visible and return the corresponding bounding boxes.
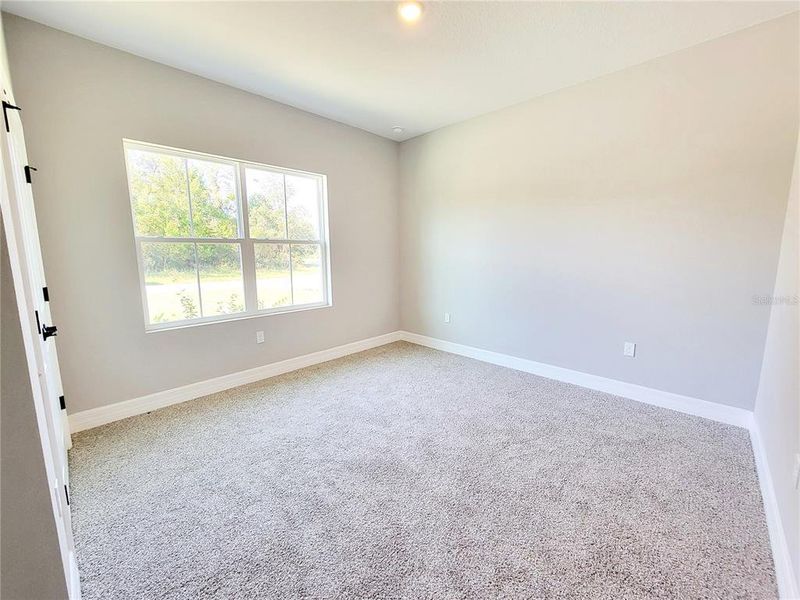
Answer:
[398,14,799,410]
[754,136,799,587]
[1,218,69,600]
[3,13,798,416]
[3,15,400,413]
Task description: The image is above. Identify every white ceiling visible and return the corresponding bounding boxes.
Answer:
[3,1,798,140]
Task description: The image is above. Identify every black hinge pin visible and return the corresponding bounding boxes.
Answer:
[24,165,37,183]
[42,286,49,302]
[2,101,21,132]
[59,395,66,410]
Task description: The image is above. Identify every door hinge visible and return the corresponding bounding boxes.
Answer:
[59,395,66,410]
[64,485,70,506]
[24,165,37,183]
[2,100,21,132]
[42,286,49,301]
[42,324,58,341]
[34,309,41,334]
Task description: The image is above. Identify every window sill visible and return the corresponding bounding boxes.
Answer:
[144,301,332,333]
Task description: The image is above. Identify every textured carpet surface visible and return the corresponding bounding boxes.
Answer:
[70,342,776,599]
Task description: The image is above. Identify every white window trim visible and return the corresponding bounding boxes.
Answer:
[123,139,332,332]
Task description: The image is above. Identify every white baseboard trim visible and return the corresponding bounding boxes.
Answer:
[749,416,799,600]
[68,331,403,433]
[398,331,751,428]
[70,328,751,433]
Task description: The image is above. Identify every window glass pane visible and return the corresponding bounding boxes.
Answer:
[197,243,245,317]
[255,244,291,309]
[141,242,199,324]
[246,168,286,239]
[126,149,191,237]
[286,174,320,241]
[127,142,330,327]
[291,244,323,305]
[188,159,239,238]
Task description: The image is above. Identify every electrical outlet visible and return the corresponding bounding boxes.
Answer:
[444,312,451,324]
[623,342,636,357]
[256,331,265,344]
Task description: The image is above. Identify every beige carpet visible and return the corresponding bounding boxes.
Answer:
[69,341,776,599]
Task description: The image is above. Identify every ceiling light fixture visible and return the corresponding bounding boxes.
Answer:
[392,126,405,134]
[397,1,423,24]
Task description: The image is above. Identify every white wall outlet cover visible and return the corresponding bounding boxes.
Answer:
[624,342,636,357]
[444,312,451,323]
[256,331,265,344]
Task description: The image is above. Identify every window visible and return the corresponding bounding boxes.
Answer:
[123,140,330,330]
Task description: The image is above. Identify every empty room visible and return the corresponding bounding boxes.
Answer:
[1,1,798,598]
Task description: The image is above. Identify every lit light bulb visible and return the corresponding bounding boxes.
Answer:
[398,1,423,23]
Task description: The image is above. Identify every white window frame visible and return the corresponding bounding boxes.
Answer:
[123,139,332,332]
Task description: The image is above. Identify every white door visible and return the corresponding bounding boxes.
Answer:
[0,60,81,599]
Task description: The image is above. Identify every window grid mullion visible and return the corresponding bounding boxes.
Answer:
[192,242,204,318]
[282,173,290,241]
[237,162,248,240]
[183,158,205,318]
[239,162,258,314]
[288,244,295,305]
[183,158,195,238]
